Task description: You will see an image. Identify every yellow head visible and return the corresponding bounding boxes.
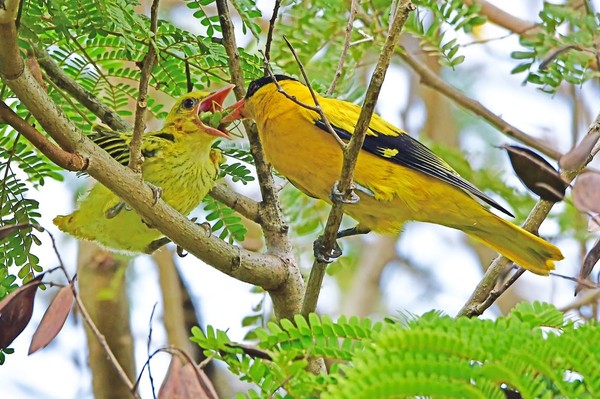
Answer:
[164,85,235,139]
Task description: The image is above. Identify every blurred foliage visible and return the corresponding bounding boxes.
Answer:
[511,2,600,93]
[406,0,486,67]
[192,302,600,398]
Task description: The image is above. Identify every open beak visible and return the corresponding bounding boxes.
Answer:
[196,84,235,139]
[221,98,246,124]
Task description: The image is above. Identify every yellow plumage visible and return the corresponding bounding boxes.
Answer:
[54,87,233,253]
[228,76,563,275]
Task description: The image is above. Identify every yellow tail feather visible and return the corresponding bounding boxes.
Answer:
[463,214,563,275]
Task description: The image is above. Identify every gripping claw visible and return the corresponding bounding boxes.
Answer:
[330,181,360,204]
[313,235,343,263]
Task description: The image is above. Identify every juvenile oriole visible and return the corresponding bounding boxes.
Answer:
[54,85,233,253]
[226,75,563,275]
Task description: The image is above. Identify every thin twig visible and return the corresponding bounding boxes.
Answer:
[301,0,415,316]
[161,346,218,399]
[263,0,281,72]
[147,303,158,399]
[398,49,562,160]
[262,46,347,149]
[559,289,600,312]
[327,0,357,95]
[470,267,525,317]
[129,0,160,174]
[45,229,140,398]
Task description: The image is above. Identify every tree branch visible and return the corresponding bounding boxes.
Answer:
[464,0,538,35]
[128,0,160,174]
[327,0,357,95]
[35,41,261,226]
[0,13,289,291]
[35,46,131,132]
[458,112,600,317]
[0,101,86,171]
[301,0,415,316]
[209,180,260,223]
[215,0,304,320]
[263,0,281,71]
[398,49,562,160]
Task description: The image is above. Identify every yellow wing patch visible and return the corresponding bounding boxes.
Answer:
[377,147,399,158]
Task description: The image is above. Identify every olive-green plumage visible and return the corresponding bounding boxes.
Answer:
[54,87,233,253]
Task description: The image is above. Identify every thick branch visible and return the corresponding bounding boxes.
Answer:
[216,0,304,320]
[0,101,86,171]
[209,180,260,223]
[0,17,288,291]
[301,0,415,316]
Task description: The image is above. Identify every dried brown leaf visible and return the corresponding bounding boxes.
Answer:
[588,214,600,233]
[573,172,600,213]
[560,131,600,171]
[0,275,43,349]
[180,362,218,399]
[28,283,74,355]
[577,236,600,294]
[503,145,567,202]
[158,356,218,399]
[158,356,183,399]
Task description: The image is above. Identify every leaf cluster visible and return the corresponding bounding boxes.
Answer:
[511,3,600,93]
[0,128,60,296]
[406,0,487,68]
[192,302,600,398]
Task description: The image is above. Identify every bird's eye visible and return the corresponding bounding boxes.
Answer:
[182,98,196,109]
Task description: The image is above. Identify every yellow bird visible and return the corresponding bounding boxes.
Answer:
[54,85,234,253]
[226,75,563,275]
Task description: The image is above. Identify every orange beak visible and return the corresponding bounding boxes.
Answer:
[197,84,235,139]
[221,98,246,124]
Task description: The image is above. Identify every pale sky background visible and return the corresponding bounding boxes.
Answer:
[2,1,600,397]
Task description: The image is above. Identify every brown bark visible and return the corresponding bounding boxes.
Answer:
[77,242,136,399]
[153,248,194,353]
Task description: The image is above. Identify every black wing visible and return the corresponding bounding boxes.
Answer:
[314,120,513,217]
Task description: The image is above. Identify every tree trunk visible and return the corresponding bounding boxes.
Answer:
[78,242,136,399]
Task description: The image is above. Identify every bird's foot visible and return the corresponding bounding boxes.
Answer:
[144,237,171,254]
[176,220,211,257]
[337,225,371,239]
[330,181,360,204]
[313,235,343,263]
[176,245,187,258]
[147,183,162,205]
[105,200,127,219]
